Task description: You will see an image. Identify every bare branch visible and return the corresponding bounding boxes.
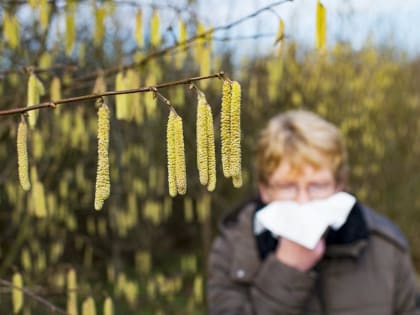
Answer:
[0,72,225,116]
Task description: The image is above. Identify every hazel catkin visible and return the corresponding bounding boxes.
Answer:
[174,114,187,195]
[220,80,232,177]
[17,119,31,191]
[229,81,242,179]
[196,93,209,185]
[167,111,177,197]
[94,104,111,210]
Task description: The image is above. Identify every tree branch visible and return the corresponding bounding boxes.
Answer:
[0,72,226,116]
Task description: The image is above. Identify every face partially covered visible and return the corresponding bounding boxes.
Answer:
[258,160,341,205]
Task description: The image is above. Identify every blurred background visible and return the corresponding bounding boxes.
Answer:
[1,0,420,314]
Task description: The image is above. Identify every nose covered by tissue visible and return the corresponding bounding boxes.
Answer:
[254,192,356,250]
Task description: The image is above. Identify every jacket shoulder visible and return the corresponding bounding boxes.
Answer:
[360,204,408,252]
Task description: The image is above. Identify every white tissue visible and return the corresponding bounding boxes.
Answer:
[254,192,356,250]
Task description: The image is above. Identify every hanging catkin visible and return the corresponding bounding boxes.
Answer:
[196,93,209,185]
[39,0,50,31]
[150,10,161,47]
[12,272,23,314]
[82,296,96,315]
[135,9,143,48]
[3,12,20,49]
[206,103,216,191]
[17,118,31,191]
[65,11,76,56]
[196,91,216,191]
[220,80,232,177]
[115,71,130,120]
[174,114,187,195]
[94,7,106,46]
[67,268,78,315]
[104,297,114,315]
[167,111,177,197]
[230,81,242,178]
[316,0,326,50]
[94,104,110,210]
[27,73,45,129]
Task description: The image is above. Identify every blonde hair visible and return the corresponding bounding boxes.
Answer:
[256,110,348,185]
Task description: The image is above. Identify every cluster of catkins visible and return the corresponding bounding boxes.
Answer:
[166,80,242,197]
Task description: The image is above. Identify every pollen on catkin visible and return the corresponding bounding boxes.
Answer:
[174,114,187,195]
[167,111,177,197]
[197,93,209,185]
[220,80,232,177]
[230,81,242,179]
[17,119,31,191]
[94,104,111,210]
[82,296,96,315]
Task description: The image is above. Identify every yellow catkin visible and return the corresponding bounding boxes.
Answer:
[316,0,326,50]
[135,9,143,48]
[174,115,187,195]
[67,268,78,315]
[274,18,285,45]
[220,80,232,177]
[103,297,113,315]
[167,111,177,197]
[194,22,206,64]
[94,104,111,210]
[150,10,161,47]
[94,7,106,46]
[65,11,76,56]
[50,76,61,107]
[115,71,130,120]
[200,45,211,89]
[12,272,23,314]
[82,296,96,315]
[232,171,243,188]
[32,182,47,217]
[27,73,45,129]
[196,93,208,185]
[17,119,31,191]
[206,103,216,191]
[230,81,242,179]
[93,71,107,94]
[4,12,20,49]
[39,0,50,30]
[28,0,38,9]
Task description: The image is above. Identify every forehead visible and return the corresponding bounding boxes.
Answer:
[269,160,334,183]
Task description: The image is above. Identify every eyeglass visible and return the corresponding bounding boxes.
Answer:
[267,181,336,200]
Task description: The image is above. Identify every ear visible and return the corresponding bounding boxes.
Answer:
[258,183,271,204]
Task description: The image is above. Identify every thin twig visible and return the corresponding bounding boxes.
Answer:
[0,72,224,116]
[72,0,292,83]
[0,278,70,315]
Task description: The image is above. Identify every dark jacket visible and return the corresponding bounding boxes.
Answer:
[207,199,418,315]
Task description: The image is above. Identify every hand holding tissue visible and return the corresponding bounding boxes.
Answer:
[255,192,356,250]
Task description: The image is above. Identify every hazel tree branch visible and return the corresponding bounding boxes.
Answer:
[0,72,226,117]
